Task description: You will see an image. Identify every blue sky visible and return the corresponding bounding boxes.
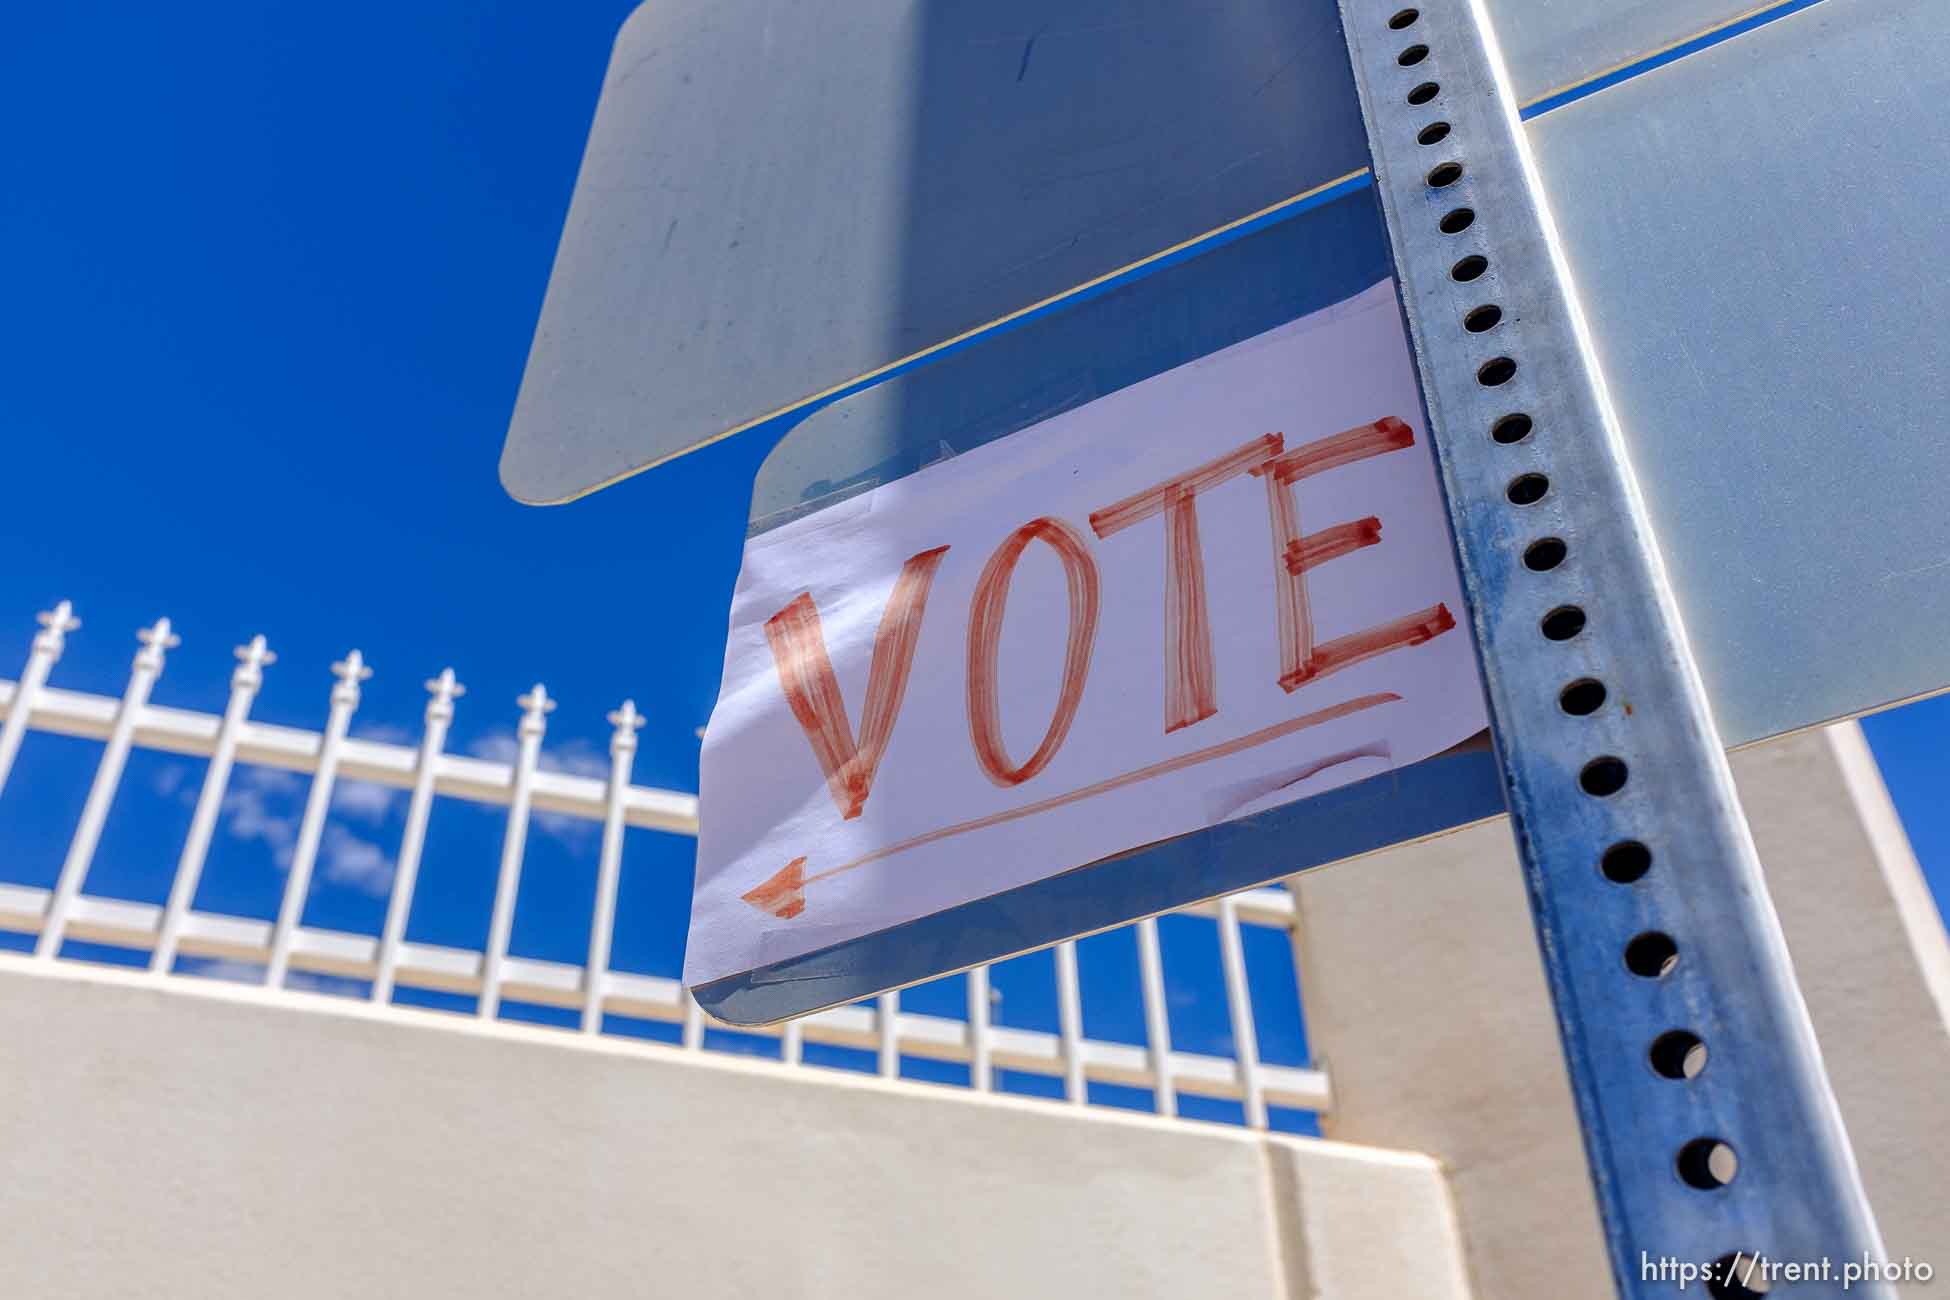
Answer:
[0,1,1943,1129]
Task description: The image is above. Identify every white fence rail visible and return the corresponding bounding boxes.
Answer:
[0,601,1329,1122]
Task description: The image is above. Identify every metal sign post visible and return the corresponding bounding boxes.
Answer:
[1341,0,1889,1293]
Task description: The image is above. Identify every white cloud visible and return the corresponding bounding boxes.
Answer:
[256,767,304,793]
[219,768,395,895]
[222,767,302,869]
[153,762,193,801]
[351,721,414,746]
[469,731,611,843]
[186,957,364,997]
[543,742,611,781]
[469,730,610,780]
[320,824,395,896]
[191,958,270,985]
[331,779,398,824]
[469,732,520,766]
[533,809,599,843]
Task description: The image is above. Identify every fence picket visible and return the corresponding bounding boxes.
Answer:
[37,618,178,959]
[265,651,369,987]
[480,684,552,1019]
[373,669,464,1002]
[153,636,274,973]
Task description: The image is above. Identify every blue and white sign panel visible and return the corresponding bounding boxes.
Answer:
[687,283,1484,1000]
[692,184,1506,1023]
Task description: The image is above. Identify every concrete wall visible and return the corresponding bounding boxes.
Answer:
[1739,726,1950,1274]
[0,957,1472,1300]
[1293,815,1607,1298]
[1292,723,1950,1298]
[5,721,1938,1300]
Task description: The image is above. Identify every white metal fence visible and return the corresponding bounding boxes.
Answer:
[0,601,1328,1126]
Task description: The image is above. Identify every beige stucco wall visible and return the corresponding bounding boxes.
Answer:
[1292,723,1950,1298]
[1293,814,1607,1298]
[1738,726,1950,1278]
[0,957,1471,1300]
[4,723,1936,1300]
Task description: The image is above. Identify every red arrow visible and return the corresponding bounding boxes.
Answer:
[741,856,807,919]
[736,690,1408,921]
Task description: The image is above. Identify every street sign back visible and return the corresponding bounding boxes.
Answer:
[502,0,1367,504]
[503,0,1950,747]
[500,0,1783,507]
[1521,0,1950,748]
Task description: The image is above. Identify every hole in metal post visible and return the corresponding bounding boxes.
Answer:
[1478,356,1516,385]
[1398,44,1430,66]
[1440,207,1476,234]
[1452,254,1488,282]
[1465,304,1502,332]
[1650,1031,1707,1080]
[1522,537,1565,571]
[1506,473,1548,506]
[1427,161,1464,188]
[1600,840,1650,881]
[1419,121,1451,145]
[1559,677,1605,713]
[1677,1139,1739,1190]
[1580,756,1628,796]
[1541,605,1586,641]
[1491,412,1531,443]
[1388,7,1420,29]
[1407,81,1440,105]
[1624,931,1679,977]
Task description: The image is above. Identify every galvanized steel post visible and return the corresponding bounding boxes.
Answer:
[1341,0,1889,1293]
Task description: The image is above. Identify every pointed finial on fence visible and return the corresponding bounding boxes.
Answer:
[331,650,373,706]
[232,635,276,689]
[33,601,80,658]
[517,683,555,737]
[424,667,466,723]
[135,618,180,671]
[608,699,644,757]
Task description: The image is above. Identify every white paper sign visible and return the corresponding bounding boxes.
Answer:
[687,280,1486,988]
